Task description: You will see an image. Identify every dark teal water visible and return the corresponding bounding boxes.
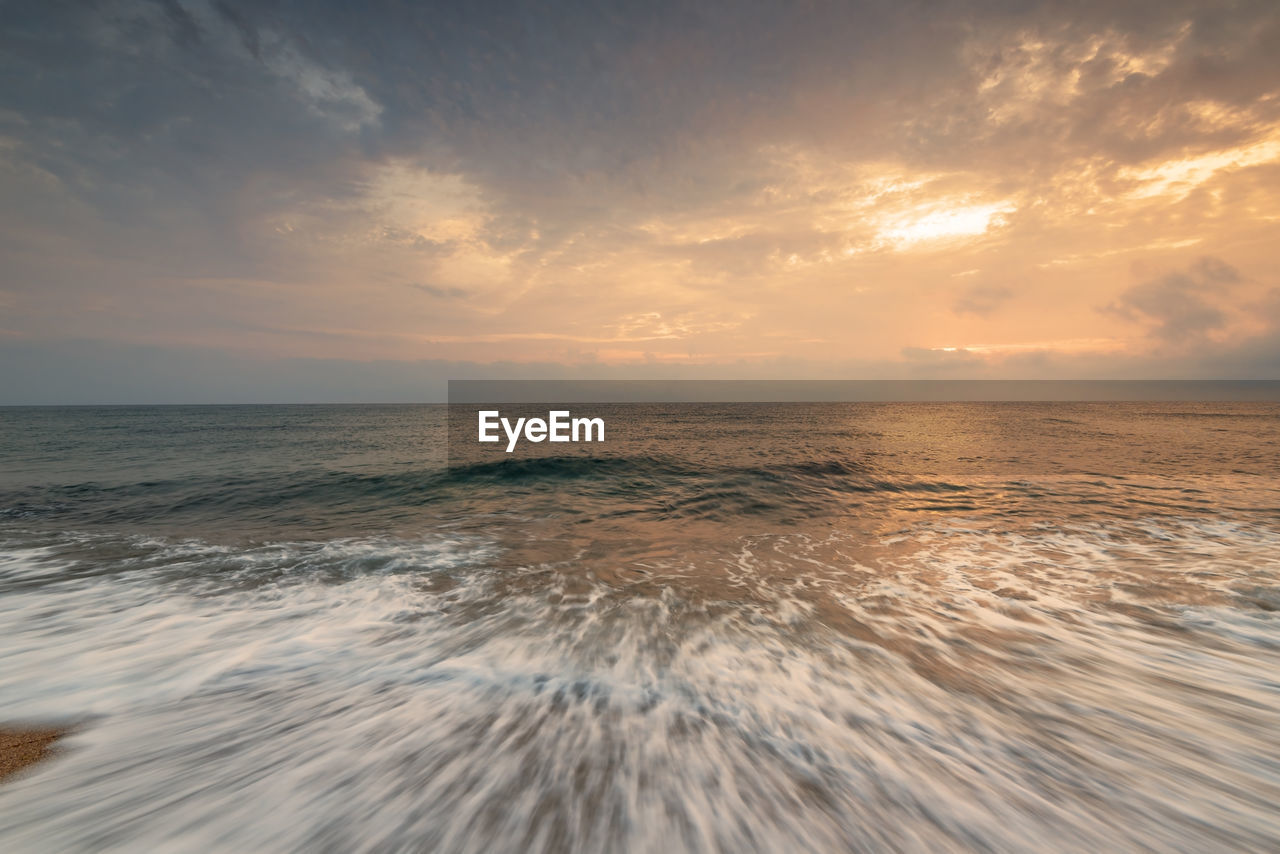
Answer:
[1,404,1279,852]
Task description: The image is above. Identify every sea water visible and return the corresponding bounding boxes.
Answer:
[0,403,1278,852]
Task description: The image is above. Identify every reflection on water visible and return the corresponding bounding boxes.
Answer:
[1,404,1278,852]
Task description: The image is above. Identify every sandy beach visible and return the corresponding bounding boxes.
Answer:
[0,729,66,784]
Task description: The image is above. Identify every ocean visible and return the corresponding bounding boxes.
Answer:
[1,403,1278,852]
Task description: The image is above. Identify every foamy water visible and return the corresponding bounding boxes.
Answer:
[2,405,1279,851]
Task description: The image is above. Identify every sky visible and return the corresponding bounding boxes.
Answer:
[2,0,1279,402]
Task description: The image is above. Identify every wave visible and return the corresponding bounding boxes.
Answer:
[7,459,1273,537]
[0,453,993,531]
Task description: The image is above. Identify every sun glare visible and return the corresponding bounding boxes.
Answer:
[880,203,1013,246]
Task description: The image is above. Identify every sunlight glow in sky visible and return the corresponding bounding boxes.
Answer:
[879,203,1015,246]
[2,0,1279,401]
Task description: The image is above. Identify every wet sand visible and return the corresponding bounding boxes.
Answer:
[0,728,66,783]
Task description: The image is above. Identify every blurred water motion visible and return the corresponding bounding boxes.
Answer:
[1,403,1278,852]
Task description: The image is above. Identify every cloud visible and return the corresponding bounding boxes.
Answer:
[1105,256,1239,341]
[953,285,1013,317]
[1,1,1279,399]
[408,283,469,299]
[900,346,987,376]
[1190,255,1241,283]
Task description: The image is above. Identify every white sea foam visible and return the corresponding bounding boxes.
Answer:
[0,523,1278,852]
